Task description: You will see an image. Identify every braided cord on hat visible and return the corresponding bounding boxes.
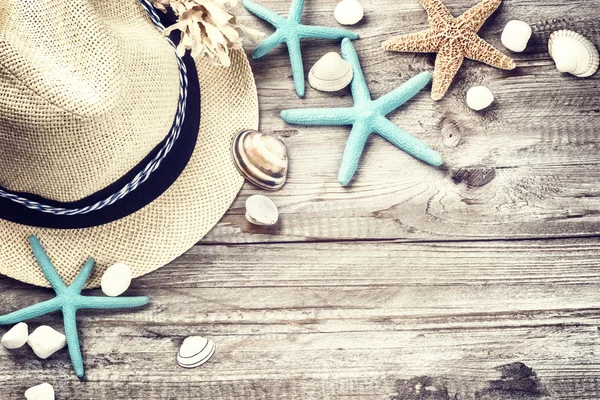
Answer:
[0,0,188,216]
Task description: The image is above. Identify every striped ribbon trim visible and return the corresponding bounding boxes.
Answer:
[0,0,188,216]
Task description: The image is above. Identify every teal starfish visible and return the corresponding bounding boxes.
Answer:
[281,38,444,186]
[243,0,359,97]
[0,236,149,378]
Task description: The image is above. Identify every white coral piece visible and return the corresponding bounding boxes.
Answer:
[153,0,264,66]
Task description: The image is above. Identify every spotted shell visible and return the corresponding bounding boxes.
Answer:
[549,30,599,78]
[232,130,288,191]
[308,52,353,92]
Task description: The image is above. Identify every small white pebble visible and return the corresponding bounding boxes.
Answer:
[334,0,364,26]
[501,20,532,52]
[1,322,28,349]
[25,383,55,400]
[27,326,66,359]
[466,86,495,111]
[101,263,133,297]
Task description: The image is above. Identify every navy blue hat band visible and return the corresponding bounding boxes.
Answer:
[0,3,200,229]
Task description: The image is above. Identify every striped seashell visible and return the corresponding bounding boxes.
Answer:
[177,336,216,368]
[308,52,353,92]
[548,30,599,78]
[232,130,288,191]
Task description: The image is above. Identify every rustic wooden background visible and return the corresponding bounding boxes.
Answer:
[1,0,599,398]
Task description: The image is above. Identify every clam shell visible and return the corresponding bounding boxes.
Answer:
[177,336,216,368]
[245,195,279,226]
[334,0,364,26]
[549,30,599,77]
[232,130,288,191]
[308,52,353,92]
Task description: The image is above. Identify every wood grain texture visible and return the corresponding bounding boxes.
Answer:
[1,0,600,398]
[2,240,600,398]
[202,0,600,244]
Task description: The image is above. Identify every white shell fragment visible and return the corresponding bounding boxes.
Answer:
[549,30,599,77]
[245,195,279,226]
[466,86,495,111]
[501,20,532,52]
[25,383,55,400]
[101,263,133,297]
[309,52,354,92]
[27,326,66,359]
[334,0,363,26]
[177,336,216,368]
[1,322,28,350]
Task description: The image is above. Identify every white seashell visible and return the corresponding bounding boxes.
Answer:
[1,322,28,350]
[25,383,55,400]
[177,336,216,368]
[309,52,354,92]
[334,0,363,26]
[549,30,599,78]
[466,86,495,111]
[101,262,133,297]
[27,326,66,359]
[232,130,288,191]
[245,195,279,226]
[501,20,532,52]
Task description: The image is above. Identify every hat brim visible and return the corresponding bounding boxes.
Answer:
[0,49,257,288]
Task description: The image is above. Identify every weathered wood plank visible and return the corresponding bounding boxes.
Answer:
[1,327,598,398]
[1,239,599,398]
[201,0,600,244]
[1,1,599,399]
[207,164,600,243]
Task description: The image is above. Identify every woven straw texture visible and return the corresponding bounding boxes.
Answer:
[0,0,258,288]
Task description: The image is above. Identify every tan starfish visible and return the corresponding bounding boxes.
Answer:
[382,0,516,100]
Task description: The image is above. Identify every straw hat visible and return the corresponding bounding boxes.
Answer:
[0,0,258,287]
